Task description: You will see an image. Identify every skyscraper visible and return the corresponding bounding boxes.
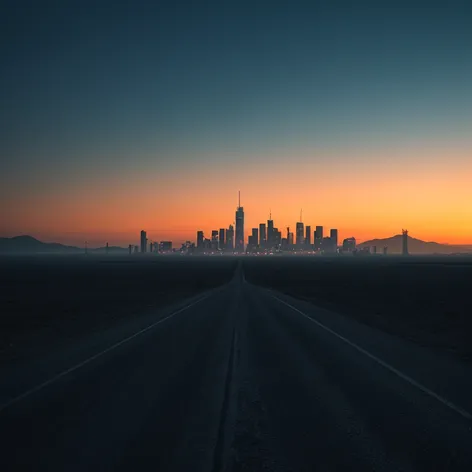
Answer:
[235,192,244,252]
[219,228,225,250]
[251,228,259,247]
[140,230,147,253]
[330,229,338,250]
[197,231,204,249]
[211,230,218,251]
[288,232,294,246]
[296,222,304,248]
[305,225,311,248]
[259,223,266,248]
[295,209,304,249]
[267,212,274,247]
[274,228,282,246]
[314,226,323,250]
[226,225,234,251]
[281,238,288,250]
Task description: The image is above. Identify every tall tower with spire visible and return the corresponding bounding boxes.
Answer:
[296,209,304,249]
[235,191,245,252]
[267,209,274,248]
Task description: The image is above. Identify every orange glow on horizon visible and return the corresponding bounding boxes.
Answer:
[2,146,472,247]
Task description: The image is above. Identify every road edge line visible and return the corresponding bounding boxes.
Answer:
[0,293,212,414]
[272,295,472,422]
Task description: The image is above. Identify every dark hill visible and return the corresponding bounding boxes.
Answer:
[0,235,82,253]
[358,234,472,254]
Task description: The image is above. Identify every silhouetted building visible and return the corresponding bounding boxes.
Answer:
[342,237,356,252]
[251,228,259,247]
[372,245,377,255]
[134,245,138,254]
[226,225,234,251]
[247,230,258,251]
[322,236,335,253]
[140,230,147,253]
[296,222,304,248]
[235,192,244,252]
[259,223,266,248]
[402,229,409,256]
[159,241,172,252]
[180,241,195,255]
[314,226,323,250]
[274,229,282,246]
[149,242,153,253]
[383,246,388,255]
[219,228,225,250]
[197,231,204,249]
[288,232,294,247]
[211,230,219,251]
[203,238,211,250]
[305,225,311,248]
[281,238,288,250]
[106,242,109,254]
[128,244,132,255]
[330,229,338,250]
[267,214,274,247]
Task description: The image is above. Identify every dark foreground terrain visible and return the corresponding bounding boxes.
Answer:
[245,255,472,361]
[1,256,472,471]
[0,255,237,364]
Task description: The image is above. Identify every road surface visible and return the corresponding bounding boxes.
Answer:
[1,264,472,471]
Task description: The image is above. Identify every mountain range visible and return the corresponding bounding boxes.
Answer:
[0,236,128,254]
[358,234,472,254]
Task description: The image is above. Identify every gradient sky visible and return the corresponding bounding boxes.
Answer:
[1,0,472,247]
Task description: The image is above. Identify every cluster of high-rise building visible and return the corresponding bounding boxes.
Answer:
[194,193,345,254]
[243,221,340,254]
[133,193,407,256]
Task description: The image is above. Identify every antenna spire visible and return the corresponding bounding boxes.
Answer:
[238,190,240,208]
[269,208,272,220]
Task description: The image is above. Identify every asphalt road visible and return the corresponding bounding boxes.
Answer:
[1,264,472,471]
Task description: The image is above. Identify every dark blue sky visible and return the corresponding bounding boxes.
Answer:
[2,1,471,171]
[1,0,472,215]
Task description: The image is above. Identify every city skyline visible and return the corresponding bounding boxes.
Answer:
[2,183,472,248]
[2,188,468,250]
[1,1,472,246]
